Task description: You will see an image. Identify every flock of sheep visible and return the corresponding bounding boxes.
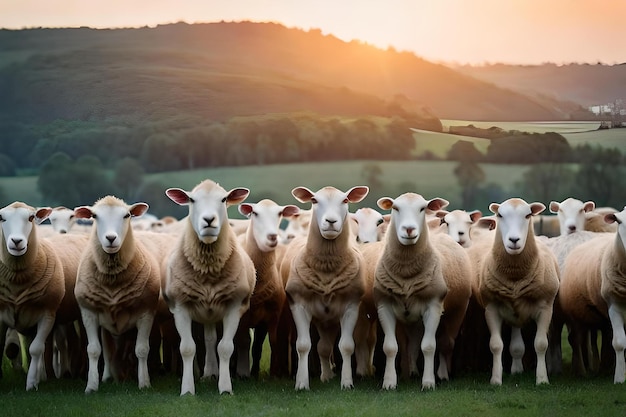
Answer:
[1,179,625,396]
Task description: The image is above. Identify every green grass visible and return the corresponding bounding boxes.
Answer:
[3,356,626,417]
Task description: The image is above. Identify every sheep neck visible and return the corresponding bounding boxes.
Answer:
[92,227,138,277]
[182,220,235,276]
[243,229,280,305]
[377,223,438,297]
[484,226,541,297]
[303,215,352,274]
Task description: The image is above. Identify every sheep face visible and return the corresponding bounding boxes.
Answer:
[549,198,595,236]
[437,209,482,248]
[75,197,149,254]
[239,199,299,252]
[378,193,448,246]
[48,206,76,234]
[292,186,368,240]
[490,198,545,255]
[0,202,51,257]
[350,207,385,243]
[166,180,250,244]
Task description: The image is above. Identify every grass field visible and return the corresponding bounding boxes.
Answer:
[3,352,626,417]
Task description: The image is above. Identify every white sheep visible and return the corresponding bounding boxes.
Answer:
[163,179,256,395]
[370,193,471,390]
[281,208,312,244]
[283,185,368,390]
[73,196,163,393]
[549,197,596,236]
[235,199,299,378]
[48,206,77,234]
[434,209,484,248]
[0,202,66,390]
[349,207,389,244]
[470,198,560,385]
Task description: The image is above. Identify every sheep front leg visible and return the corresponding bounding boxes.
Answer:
[607,304,626,383]
[534,305,552,385]
[81,308,102,393]
[485,304,504,385]
[26,313,55,391]
[338,302,359,389]
[217,303,242,395]
[510,326,525,374]
[421,301,443,390]
[135,311,155,390]
[377,302,398,390]
[290,302,312,390]
[172,305,196,396]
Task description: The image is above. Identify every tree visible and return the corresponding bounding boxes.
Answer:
[0,153,17,176]
[454,161,486,209]
[447,140,484,162]
[114,157,145,201]
[37,152,80,206]
[518,163,575,204]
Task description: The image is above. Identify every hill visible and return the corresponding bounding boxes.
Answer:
[454,62,626,108]
[0,21,587,123]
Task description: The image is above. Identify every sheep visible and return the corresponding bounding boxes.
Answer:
[281,208,312,244]
[350,207,389,244]
[434,209,484,248]
[369,193,471,390]
[0,202,66,390]
[73,196,163,393]
[549,198,596,236]
[163,179,256,395]
[470,198,560,385]
[48,206,77,234]
[585,207,619,233]
[233,199,299,378]
[282,185,369,390]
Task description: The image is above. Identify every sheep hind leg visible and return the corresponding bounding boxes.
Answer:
[202,323,219,380]
[510,326,525,374]
[316,323,338,383]
[608,305,626,384]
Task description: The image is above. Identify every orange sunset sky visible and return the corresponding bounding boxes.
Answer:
[1,0,625,65]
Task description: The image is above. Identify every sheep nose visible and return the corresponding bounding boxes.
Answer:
[327,219,337,225]
[405,227,415,236]
[203,216,215,227]
[59,229,67,234]
[568,225,576,232]
[268,234,277,242]
[106,234,116,244]
[458,231,465,236]
[509,237,520,244]
[11,238,22,246]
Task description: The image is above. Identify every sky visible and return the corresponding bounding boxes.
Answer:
[1,0,625,65]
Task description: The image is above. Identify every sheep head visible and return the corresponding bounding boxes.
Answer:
[0,202,51,257]
[490,198,545,255]
[75,195,148,254]
[239,199,300,252]
[436,209,482,248]
[166,179,249,244]
[603,206,626,251]
[292,185,368,240]
[549,197,595,236]
[350,207,385,244]
[378,193,448,246]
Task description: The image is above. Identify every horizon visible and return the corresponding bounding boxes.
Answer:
[1,0,625,66]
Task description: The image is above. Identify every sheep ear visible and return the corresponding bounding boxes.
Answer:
[477,217,497,230]
[427,198,449,212]
[292,187,315,204]
[226,188,250,206]
[468,210,483,223]
[239,203,254,218]
[74,206,94,219]
[489,203,500,215]
[549,201,560,214]
[34,207,52,224]
[377,197,394,211]
[166,188,191,205]
[346,186,369,203]
[604,213,618,225]
[435,210,449,219]
[281,205,300,218]
[130,203,149,217]
[583,201,596,213]
[530,202,546,216]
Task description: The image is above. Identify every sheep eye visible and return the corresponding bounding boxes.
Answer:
[0,215,4,222]
[221,197,227,203]
[496,213,502,218]
[69,215,75,220]
[124,213,131,219]
[525,213,532,219]
[188,197,195,203]
[29,215,35,222]
[310,198,318,204]
[420,207,425,212]
[392,206,398,212]
[91,214,98,219]
[252,211,258,217]
[376,218,384,226]
[440,218,447,226]
[343,198,349,204]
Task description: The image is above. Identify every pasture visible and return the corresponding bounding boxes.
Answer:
[3,353,626,417]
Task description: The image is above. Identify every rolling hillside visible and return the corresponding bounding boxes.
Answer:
[0,21,588,123]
